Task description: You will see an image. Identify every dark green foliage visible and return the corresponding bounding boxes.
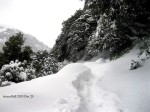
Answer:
[84,0,111,16]
[85,0,150,58]
[3,32,24,64]
[51,8,97,62]
[31,50,49,73]
[0,49,59,87]
[52,0,150,62]
[21,46,33,62]
[85,3,133,59]
[0,53,4,68]
[52,9,84,61]
[0,32,33,68]
[31,50,58,77]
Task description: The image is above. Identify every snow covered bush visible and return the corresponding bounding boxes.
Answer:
[37,56,58,76]
[0,81,15,87]
[130,60,142,70]
[130,39,150,70]
[0,60,36,87]
[31,51,59,77]
[0,50,67,87]
[138,38,150,57]
[130,51,150,70]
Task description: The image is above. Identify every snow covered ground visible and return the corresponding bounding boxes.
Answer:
[0,48,150,112]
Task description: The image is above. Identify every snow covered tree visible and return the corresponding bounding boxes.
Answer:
[51,9,83,61]
[31,50,58,77]
[51,8,98,61]
[85,11,132,59]
[52,0,150,61]
[0,32,33,68]
[3,32,24,64]
[85,0,150,59]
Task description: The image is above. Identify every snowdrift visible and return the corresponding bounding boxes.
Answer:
[0,49,150,112]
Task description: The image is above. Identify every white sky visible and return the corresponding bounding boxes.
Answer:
[0,0,84,47]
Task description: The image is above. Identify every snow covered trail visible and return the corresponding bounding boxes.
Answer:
[2,49,149,112]
[50,64,123,112]
[0,63,123,112]
[85,49,150,112]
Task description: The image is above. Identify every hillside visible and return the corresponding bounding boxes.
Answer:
[51,0,150,62]
[0,48,150,112]
[0,26,50,52]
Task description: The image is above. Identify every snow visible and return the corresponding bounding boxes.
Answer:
[0,48,150,112]
[19,72,27,81]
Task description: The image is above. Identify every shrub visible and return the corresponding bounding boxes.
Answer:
[130,60,142,70]
[0,60,36,87]
[31,51,59,77]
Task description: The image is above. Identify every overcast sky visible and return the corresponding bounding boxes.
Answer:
[0,0,84,47]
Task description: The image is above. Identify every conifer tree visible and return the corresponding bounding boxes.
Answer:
[1,32,33,66]
[3,32,24,63]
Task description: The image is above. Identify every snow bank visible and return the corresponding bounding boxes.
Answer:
[84,49,150,112]
[0,63,123,112]
[99,53,150,112]
[0,48,150,112]
[50,64,122,112]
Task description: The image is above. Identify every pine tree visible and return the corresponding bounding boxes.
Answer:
[3,32,24,63]
[1,32,33,67]
[0,52,4,68]
[21,46,33,62]
[51,9,84,61]
[85,0,148,59]
[31,51,58,77]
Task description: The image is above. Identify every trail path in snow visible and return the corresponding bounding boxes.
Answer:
[0,63,124,112]
[1,49,150,112]
[50,63,124,112]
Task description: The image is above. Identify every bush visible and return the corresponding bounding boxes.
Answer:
[130,60,142,70]
[0,81,12,87]
[0,60,36,87]
[130,45,150,70]
[0,50,67,87]
[31,51,59,77]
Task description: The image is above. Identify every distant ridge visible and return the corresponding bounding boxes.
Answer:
[0,26,50,52]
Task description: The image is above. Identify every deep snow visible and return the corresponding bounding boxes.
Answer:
[0,48,150,112]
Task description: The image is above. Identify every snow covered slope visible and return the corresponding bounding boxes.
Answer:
[0,48,150,112]
[0,26,50,52]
